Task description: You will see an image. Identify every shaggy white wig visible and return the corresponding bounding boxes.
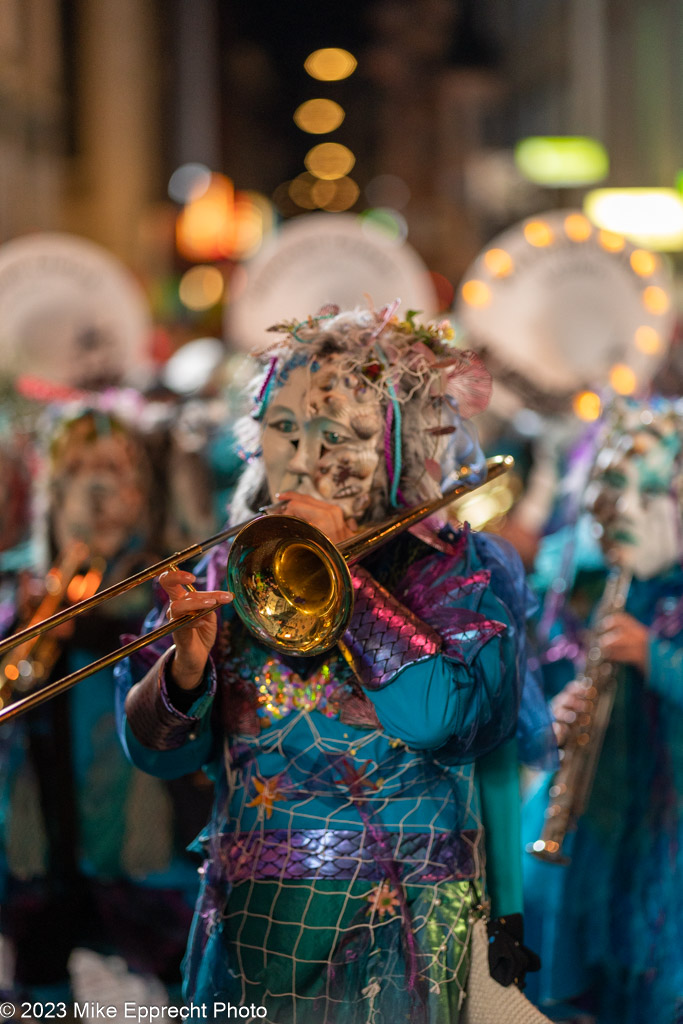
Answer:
[229,305,490,526]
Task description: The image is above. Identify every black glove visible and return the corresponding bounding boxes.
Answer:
[486,913,541,990]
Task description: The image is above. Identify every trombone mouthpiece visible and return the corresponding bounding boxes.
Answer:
[258,500,289,514]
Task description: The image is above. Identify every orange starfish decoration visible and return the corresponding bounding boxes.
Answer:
[245,773,286,819]
[366,881,401,919]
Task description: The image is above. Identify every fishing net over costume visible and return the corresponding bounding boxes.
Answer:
[117,304,552,1023]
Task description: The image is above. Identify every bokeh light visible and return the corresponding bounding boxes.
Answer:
[564,213,592,242]
[294,98,345,134]
[629,249,657,277]
[232,196,264,259]
[245,191,275,239]
[597,229,626,252]
[609,364,637,395]
[162,337,226,394]
[359,208,408,244]
[288,173,318,210]
[271,181,297,216]
[483,248,514,277]
[523,220,554,247]
[304,48,357,81]
[634,325,662,354]
[305,142,356,180]
[168,163,212,204]
[515,136,609,187]
[642,285,670,315]
[311,176,359,212]
[573,391,602,421]
[460,279,492,308]
[178,265,225,311]
[585,188,683,250]
[176,173,235,261]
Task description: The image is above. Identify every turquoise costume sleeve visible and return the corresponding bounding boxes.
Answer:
[645,632,683,710]
[339,533,521,762]
[366,617,515,753]
[477,738,523,918]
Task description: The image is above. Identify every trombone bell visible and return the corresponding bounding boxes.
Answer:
[227,515,353,655]
[225,455,514,657]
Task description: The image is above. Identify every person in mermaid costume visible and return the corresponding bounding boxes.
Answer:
[117,305,549,1022]
[523,398,683,1024]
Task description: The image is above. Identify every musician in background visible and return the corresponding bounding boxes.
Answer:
[0,408,200,1005]
[116,304,552,1024]
[522,399,683,1024]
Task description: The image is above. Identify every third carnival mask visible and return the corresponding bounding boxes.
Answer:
[585,415,683,579]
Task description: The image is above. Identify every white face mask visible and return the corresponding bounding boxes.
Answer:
[586,438,683,579]
[614,490,682,579]
[261,363,383,521]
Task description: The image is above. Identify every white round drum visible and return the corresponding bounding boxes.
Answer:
[0,232,152,391]
[227,212,438,352]
[456,210,675,414]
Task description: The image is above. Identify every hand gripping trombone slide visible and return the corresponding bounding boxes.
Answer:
[0,455,513,725]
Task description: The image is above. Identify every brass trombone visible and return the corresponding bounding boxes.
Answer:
[0,455,513,724]
[0,541,104,705]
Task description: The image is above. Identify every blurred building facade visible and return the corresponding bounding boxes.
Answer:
[0,0,681,284]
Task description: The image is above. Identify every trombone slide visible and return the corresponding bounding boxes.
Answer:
[0,456,514,723]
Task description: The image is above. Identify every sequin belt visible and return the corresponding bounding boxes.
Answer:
[217,828,480,883]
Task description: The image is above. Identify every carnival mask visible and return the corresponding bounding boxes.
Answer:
[51,429,149,562]
[585,418,682,579]
[261,362,384,521]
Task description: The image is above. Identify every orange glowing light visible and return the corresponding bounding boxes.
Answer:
[179,266,225,311]
[598,229,625,253]
[609,364,637,395]
[461,280,492,308]
[630,249,657,277]
[288,173,318,210]
[272,181,299,216]
[524,220,554,247]
[245,191,275,237]
[642,285,670,315]
[310,179,336,206]
[176,174,235,262]
[67,570,101,604]
[483,248,514,277]
[311,176,359,211]
[4,665,19,682]
[294,98,345,134]
[564,213,592,242]
[634,325,662,355]
[304,48,357,81]
[305,142,355,181]
[232,197,264,259]
[573,391,602,421]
